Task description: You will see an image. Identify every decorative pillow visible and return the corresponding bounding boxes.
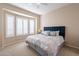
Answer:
[55,31,60,36]
[41,31,50,36]
[49,31,60,36]
[49,31,56,36]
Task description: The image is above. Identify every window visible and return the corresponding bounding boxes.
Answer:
[16,17,35,35]
[16,17,23,35]
[29,19,35,34]
[23,18,28,34]
[5,11,37,38]
[5,14,15,37]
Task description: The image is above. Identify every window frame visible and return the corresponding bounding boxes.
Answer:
[16,16,23,36]
[22,17,29,35]
[29,18,36,35]
[4,11,16,38]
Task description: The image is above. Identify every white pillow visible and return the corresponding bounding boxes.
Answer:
[55,31,59,36]
[49,31,59,36]
[49,31,56,36]
[41,31,50,36]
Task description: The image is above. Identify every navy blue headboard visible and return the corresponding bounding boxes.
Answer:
[44,26,65,38]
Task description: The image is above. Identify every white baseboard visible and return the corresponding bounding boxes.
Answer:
[0,41,2,50]
[65,43,79,49]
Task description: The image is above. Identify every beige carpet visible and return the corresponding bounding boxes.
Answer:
[58,45,79,56]
[0,41,79,56]
[0,42,39,56]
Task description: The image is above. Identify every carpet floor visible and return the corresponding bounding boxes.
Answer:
[0,41,79,56]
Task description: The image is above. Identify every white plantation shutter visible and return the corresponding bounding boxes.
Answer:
[23,19,28,34]
[16,17,23,35]
[29,19,35,34]
[6,14,15,37]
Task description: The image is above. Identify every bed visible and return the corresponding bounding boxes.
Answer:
[26,26,65,56]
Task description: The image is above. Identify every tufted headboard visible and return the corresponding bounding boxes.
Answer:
[44,26,65,39]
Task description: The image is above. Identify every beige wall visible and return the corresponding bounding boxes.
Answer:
[0,3,40,47]
[41,4,79,48]
[0,6,3,48]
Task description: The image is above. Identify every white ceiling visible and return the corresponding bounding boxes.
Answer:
[10,3,69,15]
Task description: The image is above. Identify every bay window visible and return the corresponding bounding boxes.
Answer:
[5,11,36,38]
